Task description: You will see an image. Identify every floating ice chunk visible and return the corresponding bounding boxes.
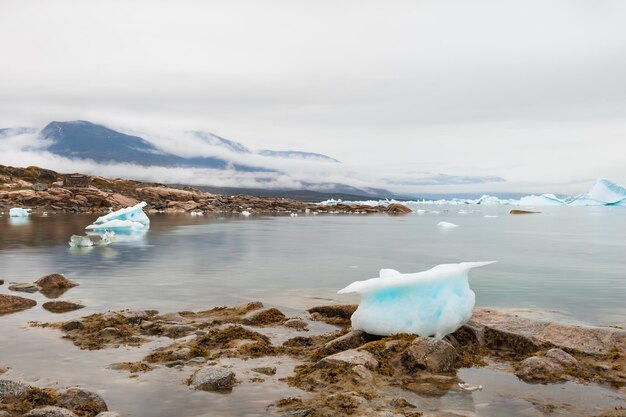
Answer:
[483,215,498,218]
[290,212,298,217]
[86,202,149,231]
[437,221,459,228]
[190,211,204,216]
[69,235,94,247]
[588,178,626,205]
[458,383,483,392]
[338,261,496,338]
[241,210,251,217]
[9,208,31,217]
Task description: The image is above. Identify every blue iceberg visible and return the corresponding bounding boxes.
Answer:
[587,178,626,205]
[338,261,496,338]
[86,201,150,231]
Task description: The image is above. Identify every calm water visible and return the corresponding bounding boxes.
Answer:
[1,206,625,325]
[1,206,625,416]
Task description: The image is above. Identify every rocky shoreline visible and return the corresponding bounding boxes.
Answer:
[0,165,411,215]
[2,274,624,417]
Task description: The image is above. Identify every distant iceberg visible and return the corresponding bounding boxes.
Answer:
[86,201,150,231]
[319,178,626,208]
[338,262,496,338]
[9,207,31,217]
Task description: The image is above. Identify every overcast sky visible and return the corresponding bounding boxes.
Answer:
[1,0,625,194]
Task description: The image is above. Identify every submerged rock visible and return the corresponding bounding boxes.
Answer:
[401,337,457,373]
[0,294,37,314]
[43,301,85,313]
[189,366,237,392]
[8,282,39,293]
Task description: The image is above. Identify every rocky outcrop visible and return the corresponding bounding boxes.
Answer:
[240,307,286,325]
[0,294,37,314]
[385,203,412,215]
[401,337,457,373]
[34,274,79,290]
[0,165,393,215]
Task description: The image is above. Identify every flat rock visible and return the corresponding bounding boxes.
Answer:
[8,282,39,293]
[470,308,626,355]
[240,307,286,325]
[0,294,37,314]
[42,301,85,313]
[545,348,578,367]
[284,319,309,330]
[401,337,457,373]
[24,406,79,417]
[34,273,79,289]
[316,349,379,370]
[57,387,108,415]
[189,366,237,391]
[0,379,30,401]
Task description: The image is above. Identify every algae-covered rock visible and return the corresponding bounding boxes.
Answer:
[0,294,37,314]
[43,301,85,314]
[24,406,79,417]
[241,307,286,325]
[57,387,108,415]
[35,274,79,290]
[401,337,457,373]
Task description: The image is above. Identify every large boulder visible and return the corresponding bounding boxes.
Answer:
[189,366,237,392]
[57,387,108,415]
[0,294,37,314]
[469,308,626,356]
[515,356,566,382]
[401,337,457,373]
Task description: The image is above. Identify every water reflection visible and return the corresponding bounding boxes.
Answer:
[8,216,30,226]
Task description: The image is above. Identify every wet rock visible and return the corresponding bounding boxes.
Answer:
[43,301,85,313]
[35,274,79,290]
[324,330,367,353]
[8,282,39,293]
[316,349,379,370]
[57,387,108,415]
[119,310,151,324]
[251,367,276,376]
[0,279,4,285]
[546,348,578,368]
[164,360,184,368]
[0,379,30,401]
[385,203,412,215]
[162,324,196,338]
[284,319,308,331]
[188,357,206,364]
[172,347,192,360]
[0,367,7,375]
[241,307,286,325]
[95,413,122,417]
[516,356,565,382]
[61,320,84,331]
[402,337,457,373]
[189,366,237,392]
[307,304,357,325]
[24,406,79,417]
[98,327,123,338]
[0,294,37,314]
[402,375,457,397]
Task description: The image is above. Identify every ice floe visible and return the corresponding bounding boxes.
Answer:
[437,221,459,228]
[9,207,31,217]
[338,261,496,338]
[86,202,150,231]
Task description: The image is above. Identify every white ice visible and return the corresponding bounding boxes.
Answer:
[241,210,251,217]
[69,235,94,247]
[338,261,496,338]
[9,207,31,217]
[437,221,459,228]
[86,202,150,231]
[588,178,626,205]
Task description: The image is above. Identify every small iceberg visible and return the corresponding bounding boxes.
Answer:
[9,207,31,217]
[587,178,626,205]
[437,221,459,228]
[69,235,94,248]
[338,261,496,338]
[86,202,150,231]
[241,210,251,217]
